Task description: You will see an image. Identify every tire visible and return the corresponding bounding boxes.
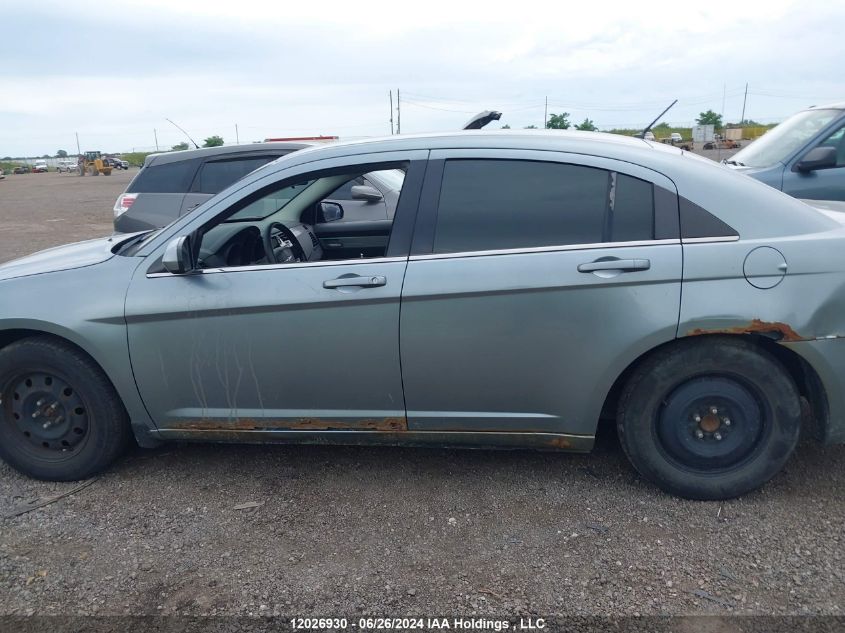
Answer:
[616,337,801,500]
[0,337,132,480]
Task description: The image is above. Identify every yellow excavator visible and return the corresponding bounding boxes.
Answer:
[78,151,112,176]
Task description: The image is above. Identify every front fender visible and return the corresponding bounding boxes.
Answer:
[0,257,157,445]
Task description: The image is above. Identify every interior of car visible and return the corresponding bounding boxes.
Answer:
[194,166,405,269]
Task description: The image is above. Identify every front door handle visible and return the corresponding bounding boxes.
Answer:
[323,274,387,289]
[577,258,651,273]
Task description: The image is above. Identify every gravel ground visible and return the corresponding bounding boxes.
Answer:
[0,169,127,264]
[0,158,843,620]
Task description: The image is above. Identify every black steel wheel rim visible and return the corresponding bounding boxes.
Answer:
[656,375,767,472]
[2,371,90,459]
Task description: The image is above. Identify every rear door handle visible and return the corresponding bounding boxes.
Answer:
[323,274,387,289]
[577,258,651,273]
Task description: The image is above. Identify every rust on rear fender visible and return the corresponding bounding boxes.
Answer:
[686,319,805,342]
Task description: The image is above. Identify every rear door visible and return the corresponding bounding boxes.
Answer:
[399,150,682,438]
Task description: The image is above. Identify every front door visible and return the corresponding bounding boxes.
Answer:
[399,150,683,439]
[125,154,426,435]
[784,121,845,201]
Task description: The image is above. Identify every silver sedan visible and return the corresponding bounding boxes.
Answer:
[1,131,844,500]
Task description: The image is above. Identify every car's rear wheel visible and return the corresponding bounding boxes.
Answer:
[617,337,801,500]
[0,337,132,480]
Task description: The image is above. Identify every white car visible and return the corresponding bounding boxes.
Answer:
[644,131,655,141]
[57,159,78,173]
[33,160,49,173]
[670,132,683,143]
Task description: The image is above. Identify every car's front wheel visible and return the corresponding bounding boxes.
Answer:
[0,337,132,480]
[617,337,802,500]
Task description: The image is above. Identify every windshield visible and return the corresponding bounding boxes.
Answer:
[730,109,842,168]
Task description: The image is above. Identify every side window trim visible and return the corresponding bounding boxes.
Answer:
[408,238,681,262]
[410,159,444,256]
[413,150,678,256]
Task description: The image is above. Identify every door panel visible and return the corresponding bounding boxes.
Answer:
[125,260,408,430]
[783,167,845,201]
[400,244,682,435]
[125,151,428,433]
[399,149,682,437]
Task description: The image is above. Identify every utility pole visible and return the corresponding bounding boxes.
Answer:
[154,129,159,151]
[396,89,401,134]
[389,90,394,135]
[740,83,748,124]
[544,96,548,129]
[75,132,81,156]
[235,124,240,144]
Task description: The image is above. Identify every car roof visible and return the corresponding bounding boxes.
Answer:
[258,130,836,241]
[143,141,315,168]
[264,130,668,172]
[283,129,652,159]
[806,101,845,111]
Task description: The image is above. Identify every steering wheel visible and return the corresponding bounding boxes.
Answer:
[264,222,307,264]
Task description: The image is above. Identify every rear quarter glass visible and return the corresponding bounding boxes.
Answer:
[126,158,202,194]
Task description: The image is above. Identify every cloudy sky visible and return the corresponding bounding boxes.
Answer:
[2,0,844,157]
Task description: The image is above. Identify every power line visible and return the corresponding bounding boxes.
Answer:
[401,99,478,114]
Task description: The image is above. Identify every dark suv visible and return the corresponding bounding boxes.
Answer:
[113,142,405,234]
[114,143,310,233]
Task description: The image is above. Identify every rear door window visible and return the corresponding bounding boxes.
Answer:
[432,159,654,254]
[609,173,654,242]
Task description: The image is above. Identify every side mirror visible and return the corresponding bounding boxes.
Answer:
[318,201,344,223]
[350,185,383,202]
[796,146,838,172]
[162,235,195,274]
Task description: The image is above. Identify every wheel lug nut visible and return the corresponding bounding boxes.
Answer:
[723,418,731,426]
[710,406,718,415]
[714,432,723,441]
[31,411,40,419]
[36,398,45,406]
[695,430,705,439]
[693,414,702,423]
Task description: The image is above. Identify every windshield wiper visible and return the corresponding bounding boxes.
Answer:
[723,159,745,166]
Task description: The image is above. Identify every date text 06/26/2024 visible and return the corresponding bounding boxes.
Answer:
[290,617,547,630]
